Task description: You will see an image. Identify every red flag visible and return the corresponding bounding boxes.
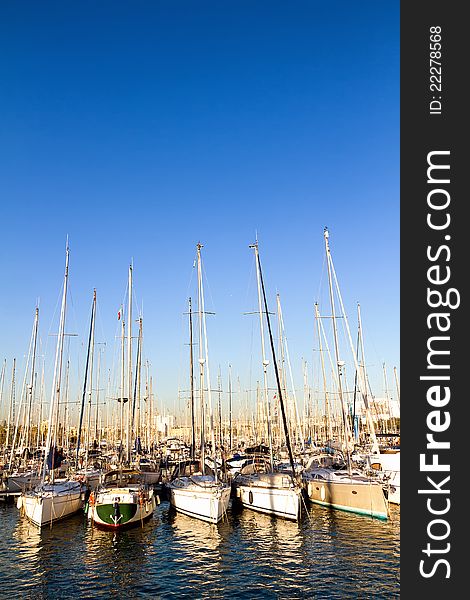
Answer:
[117,309,121,320]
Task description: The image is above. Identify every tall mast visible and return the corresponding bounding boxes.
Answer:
[196,245,205,471]
[196,243,218,480]
[315,303,332,444]
[249,241,274,471]
[95,345,104,442]
[355,301,380,453]
[42,240,70,484]
[86,289,97,465]
[63,358,70,451]
[189,298,196,459]
[217,367,222,448]
[352,304,362,442]
[323,228,353,472]
[134,316,143,448]
[127,262,133,463]
[255,243,297,478]
[228,364,232,451]
[76,289,96,468]
[119,303,125,463]
[324,229,380,455]
[25,307,39,451]
[276,294,288,448]
[37,359,45,449]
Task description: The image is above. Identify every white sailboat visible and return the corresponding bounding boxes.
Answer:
[169,243,231,524]
[233,241,302,521]
[302,229,388,520]
[18,241,87,527]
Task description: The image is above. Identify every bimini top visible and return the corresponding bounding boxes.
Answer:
[103,469,142,487]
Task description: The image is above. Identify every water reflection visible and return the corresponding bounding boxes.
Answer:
[0,499,399,599]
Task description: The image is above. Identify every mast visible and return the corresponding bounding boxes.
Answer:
[42,240,70,484]
[133,316,143,450]
[355,301,380,453]
[196,246,205,472]
[37,359,45,449]
[314,302,333,445]
[228,364,232,451]
[127,262,133,463]
[189,298,196,459]
[255,243,297,478]
[95,345,104,442]
[62,358,70,451]
[86,290,97,465]
[196,243,218,480]
[323,228,353,472]
[25,307,39,452]
[217,367,222,448]
[249,241,274,471]
[76,289,96,468]
[119,304,125,463]
[324,228,380,455]
[351,305,362,442]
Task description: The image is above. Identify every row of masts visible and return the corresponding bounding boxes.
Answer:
[0,335,399,463]
[1,232,400,475]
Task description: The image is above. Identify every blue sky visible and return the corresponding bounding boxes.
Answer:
[0,2,399,420]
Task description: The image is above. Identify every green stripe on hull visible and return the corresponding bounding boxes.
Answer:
[96,503,138,525]
[309,498,388,519]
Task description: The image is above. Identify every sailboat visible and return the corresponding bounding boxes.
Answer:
[168,244,231,524]
[87,263,157,529]
[301,229,388,519]
[18,241,87,527]
[87,467,157,529]
[233,241,302,521]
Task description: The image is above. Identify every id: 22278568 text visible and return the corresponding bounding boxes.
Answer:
[429,26,442,115]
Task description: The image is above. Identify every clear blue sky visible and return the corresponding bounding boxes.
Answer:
[0,2,399,419]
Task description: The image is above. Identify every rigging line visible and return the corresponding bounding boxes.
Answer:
[315,253,328,307]
[244,250,256,310]
[201,256,216,318]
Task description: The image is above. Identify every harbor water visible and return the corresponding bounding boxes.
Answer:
[0,499,399,598]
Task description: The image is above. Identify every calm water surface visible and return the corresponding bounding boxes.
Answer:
[0,499,399,599]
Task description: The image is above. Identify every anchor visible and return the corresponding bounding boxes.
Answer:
[111,501,122,525]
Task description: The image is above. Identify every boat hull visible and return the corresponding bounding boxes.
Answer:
[235,473,302,521]
[88,487,157,529]
[19,480,86,527]
[304,477,388,519]
[169,477,231,524]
